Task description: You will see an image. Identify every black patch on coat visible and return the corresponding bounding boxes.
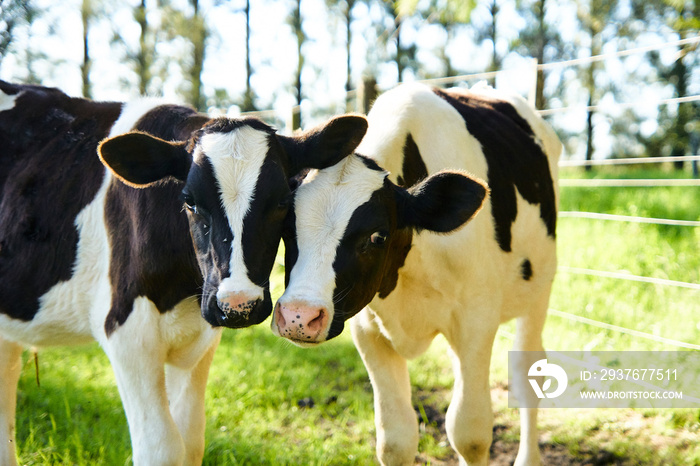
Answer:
[0,81,122,321]
[241,149,290,288]
[281,199,299,288]
[433,88,556,252]
[521,259,533,281]
[327,181,407,340]
[396,134,428,187]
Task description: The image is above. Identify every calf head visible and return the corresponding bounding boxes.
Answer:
[99,115,367,328]
[273,154,488,346]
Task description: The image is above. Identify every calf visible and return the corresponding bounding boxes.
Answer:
[0,80,367,465]
[273,82,561,465]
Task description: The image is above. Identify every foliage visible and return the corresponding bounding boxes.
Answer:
[0,0,38,65]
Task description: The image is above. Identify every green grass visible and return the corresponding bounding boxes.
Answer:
[12,166,700,465]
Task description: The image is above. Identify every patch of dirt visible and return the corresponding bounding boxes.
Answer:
[412,386,627,466]
[416,425,624,465]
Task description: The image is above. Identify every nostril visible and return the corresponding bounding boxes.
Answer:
[307,308,326,333]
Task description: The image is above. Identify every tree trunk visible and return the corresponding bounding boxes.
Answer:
[534,0,546,110]
[189,0,206,111]
[345,0,354,94]
[81,0,92,99]
[135,0,150,96]
[487,0,500,87]
[585,93,594,172]
[242,0,255,111]
[584,25,600,171]
[292,0,303,129]
[395,15,403,82]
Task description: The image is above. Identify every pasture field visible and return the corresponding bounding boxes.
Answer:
[12,166,700,465]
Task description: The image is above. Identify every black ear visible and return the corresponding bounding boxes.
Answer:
[398,171,488,233]
[98,132,191,188]
[278,114,368,174]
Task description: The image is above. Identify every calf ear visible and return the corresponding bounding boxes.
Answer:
[279,115,368,174]
[98,132,190,188]
[398,171,488,233]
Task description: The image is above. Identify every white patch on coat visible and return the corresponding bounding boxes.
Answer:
[0,90,19,112]
[278,156,387,334]
[201,126,269,298]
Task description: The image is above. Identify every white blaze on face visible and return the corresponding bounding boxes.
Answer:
[200,126,270,298]
[283,156,387,315]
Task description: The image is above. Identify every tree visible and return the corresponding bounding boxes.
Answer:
[160,0,209,110]
[0,0,40,75]
[133,0,153,96]
[111,0,157,96]
[633,0,699,168]
[289,0,305,128]
[384,0,421,82]
[513,0,564,110]
[0,0,33,69]
[241,0,255,111]
[577,0,619,167]
[188,0,207,111]
[399,0,476,78]
[80,0,104,99]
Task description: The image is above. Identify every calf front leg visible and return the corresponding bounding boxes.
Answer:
[166,332,221,466]
[511,309,548,466]
[0,337,22,466]
[445,327,498,466]
[351,310,417,466]
[101,298,185,466]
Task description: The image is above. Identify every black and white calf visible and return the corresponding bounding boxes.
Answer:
[0,80,366,465]
[273,83,561,465]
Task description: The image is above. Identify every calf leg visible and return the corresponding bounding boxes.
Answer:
[511,308,547,466]
[0,337,22,466]
[351,310,417,466]
[444,327,498,466]
[101,298,185,466]
[166,333,220,466]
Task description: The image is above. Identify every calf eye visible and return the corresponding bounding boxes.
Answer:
[182,194,211,229]
[183,200,198,215]
[370,231,387,245]
[182,193,196,211]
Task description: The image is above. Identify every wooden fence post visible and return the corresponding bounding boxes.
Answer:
[357,76,377,115]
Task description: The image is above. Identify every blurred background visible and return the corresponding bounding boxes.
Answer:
[3,2,700,464]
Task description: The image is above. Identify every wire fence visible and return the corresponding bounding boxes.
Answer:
[558,155,700,167]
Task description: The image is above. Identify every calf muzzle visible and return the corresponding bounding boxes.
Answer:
[202,290,271,328]
[274,301,328,343]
